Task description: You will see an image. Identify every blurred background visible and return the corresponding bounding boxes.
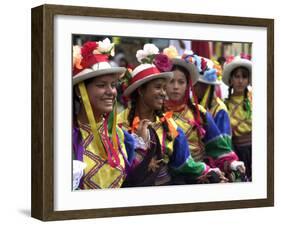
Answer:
[73,34,252,99]
[73,35,252,68]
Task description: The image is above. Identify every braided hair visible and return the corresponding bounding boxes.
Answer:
[155,109,173,141]
[206,85,215,111]
[225,85,233,110]
[127,84,173,141]
[73,85,82,127]
[127,91,138,130]
[243,87,249,111]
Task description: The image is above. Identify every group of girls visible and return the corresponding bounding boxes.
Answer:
[72,38,252,190]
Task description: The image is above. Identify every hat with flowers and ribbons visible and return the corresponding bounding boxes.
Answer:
[191,54,222,85]
[72,38,126,85]
[163,46,200,85]
[222,54,252,86]
[123,43,173,97]
[73,38,125,168]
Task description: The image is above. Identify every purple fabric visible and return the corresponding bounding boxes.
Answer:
[73,127,84,161]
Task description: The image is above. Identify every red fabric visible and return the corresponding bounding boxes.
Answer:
[130,67,160,85]
[191,41,210,58]
[81,54,108,69]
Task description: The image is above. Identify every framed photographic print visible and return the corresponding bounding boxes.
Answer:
[31,4,274,221]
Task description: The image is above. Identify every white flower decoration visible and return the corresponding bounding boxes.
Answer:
[136,49,146,63]
[143,43,159,56]
[97,38,115,56]
[136,43,159,63]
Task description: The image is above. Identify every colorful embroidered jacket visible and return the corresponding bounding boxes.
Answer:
[72,120,136,189]
[209,97,231,136]
[117,109,210,184]
[171,105,238,172]
[224,95,252,147]
[202,96,232,136]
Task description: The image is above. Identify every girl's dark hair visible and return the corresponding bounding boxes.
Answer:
[172,65,206,125]
[206,85,215,111]
[243,87,249,111]
[128,91,138,128]
[226,85,233,110]
[155,109,173,141]
[227,66,250,111]
[73,85,81,125]
[128,84,173,141]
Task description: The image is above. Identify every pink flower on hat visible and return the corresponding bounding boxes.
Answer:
[153,53,172,72]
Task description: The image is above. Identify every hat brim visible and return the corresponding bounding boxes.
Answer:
[73,67,126,85]
[172,58,199,85]
[123,72,173,97]
[197,77,222,85]
[222,59,252,86]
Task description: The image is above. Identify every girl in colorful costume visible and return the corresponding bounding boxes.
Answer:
[191,55,230,134]
[72,38,150,190]
[118,44,225,186]
[164,47,245,181]
[222,56,252,180]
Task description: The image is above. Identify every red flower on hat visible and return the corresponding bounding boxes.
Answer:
[80,41,99,69]
[201,57,207,72]
[81,41,98,58]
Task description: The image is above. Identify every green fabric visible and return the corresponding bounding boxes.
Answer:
[205,135,232,158]
[173,156,205,176]
[245,98,252,119]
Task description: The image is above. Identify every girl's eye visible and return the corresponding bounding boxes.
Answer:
[96,83,105,88]
[111,83,117,88]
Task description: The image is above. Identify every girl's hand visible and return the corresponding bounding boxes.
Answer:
[136,119,152,142]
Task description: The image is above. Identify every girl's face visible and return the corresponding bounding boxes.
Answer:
[230,68,250,95]
[166,69,188,102]
[85,74,118,118]
[139,78,167,111]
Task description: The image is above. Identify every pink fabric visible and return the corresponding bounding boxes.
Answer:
[213,151,239,172]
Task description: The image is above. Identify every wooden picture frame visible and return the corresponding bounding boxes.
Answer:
[31,4,274,221]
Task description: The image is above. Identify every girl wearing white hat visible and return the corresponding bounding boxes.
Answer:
[118,44,226,186]
[164,47,246,182]
[72,38,150,189]
[222,56,252,181]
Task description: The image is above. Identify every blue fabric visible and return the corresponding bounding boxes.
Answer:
[123,129,136,165]
[169,128,190,169]
[202,111,222,143]
[213,109,232,135]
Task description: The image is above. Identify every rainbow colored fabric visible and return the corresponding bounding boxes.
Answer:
[171,104,238,172]
[117,109,208,177]
[72,121,136,189]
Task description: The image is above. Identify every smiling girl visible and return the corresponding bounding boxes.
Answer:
[72,39,150,189]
